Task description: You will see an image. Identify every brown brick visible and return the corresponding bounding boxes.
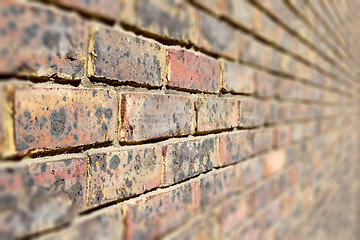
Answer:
[0,155,86,238]
[124,181,197,240]
[88,25,166,86]
[0,84,14,157]
[162,136,219,185]
[196,11,238,59]
[87,146,162,208]
[195,97,239,132]
[166,48,221,93]
[263,150,286,177]
[264,101,283,124]
[219,131,252,166]
[13,87,117,155]
[273,125,293,148]
[222,61,255,94]
[119,92,195,142]
[240,98,265,128]
[255,72,277,98]
[251,129,273,154]
[225,0,255,30]
[241,35,265,66]
[120,0,196,43]
[37,206,123,240]
[238,156,263,188]
[0,2,87,80]
[50,0,120,20]
[193,0,226,15]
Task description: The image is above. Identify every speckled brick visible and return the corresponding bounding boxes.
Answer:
[87,146,162,208]
[88,25,166,86]
[251,129,273,154]
[13,87,117,155]
[195,97,239,132]
[237,156,263,188]
[263,150,286,177]
[196,11,238,59]
[166,48,221,93]
[0,2,87,80]
[222,61,255,94]
[119,92,195,142]
[124,181,197,240]
[37,206,123,240]
[240,98,265,128]
[219,131,252,166]
[49,0,120,20]
[120,0,196,43]
[0,155,86,238]
[197,167,237,211]
[162,136,219,185]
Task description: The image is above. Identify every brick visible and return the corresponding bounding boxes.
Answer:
[119,92,195,142]
[0,155,86,238]
[251,129,273,154]
[166,48,221,93]
[238,156,263,188]
[219,131,252,166]
[13,87,117,155]
[241,35,265,66]
[37,206,123,240]
[264,101,282,124]
[88,25,166,86]
[225,0,255,30]
[0,84,14,157]
[124,181,197,240]
[196,11,238,59]
[263,149,286,177]
[218,194,254,237]
[254,72,277,98]
[162,136,219,185]
[120,0,196,43]
[222,61,255,94]
[87,146,162,208]
[50,0,120,20]
[197,167,237,211]
[240,98,265,128]
[0,2,87,80]
[254,181,274,210]
[195,97,239,132]
[273,125,293,148]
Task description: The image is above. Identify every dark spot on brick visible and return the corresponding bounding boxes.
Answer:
[67,169,71,174]
[9,5,19,15]
[50,107,67,137]
[42,31,60,49]
[73,134,79,141]
[92,90,97,97]
[63,96,66,102]
[73,122,78,129]
[24,135,35,143]
[18,143,29,150]
[8,21,16,30]
[109,155,120,170]
[24,110,31,120]
[26,177,35,187]
[125,178,133,188]
[87,110,91,117]
[101,122,108,131]
[41,164,47,172]
[46,10,55,24]
[104,108,113,119]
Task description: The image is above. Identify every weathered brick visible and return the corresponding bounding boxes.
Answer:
[195,97,239,132]
[197,167,237,211]
[251,129,273,154]
[120,0,196,42]
[254,72,277,98]
[162,136,219,185]
[241,35,265,66]
[240,98,265,128]
[0,2,87,80]
[196,11,238,59]
[238,156,263,188]
[88,25,166,86]
[37,206,123,240]
[273,125,293,148]
[13,87,117,155]
[225,0,255,30]
[119,92,195,142]
[219,131,252,166]
[87,146,162,208]
[124,181,197,240]
[49,0,120,20]
[222,61,255,94]
[263,149,286,177]
[0,155,86,238]
[166,48,221,93]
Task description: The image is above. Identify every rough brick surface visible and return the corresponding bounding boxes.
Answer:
[0,2,87,80]
[167,48,221,93]
[240,98,265,128]
[219,131,252,166]
[119,92,195,142]
[87,146,162,208]
[13,87,117,154]
[88,25,166,86]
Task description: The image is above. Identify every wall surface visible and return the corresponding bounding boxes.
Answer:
[0,0,360,239]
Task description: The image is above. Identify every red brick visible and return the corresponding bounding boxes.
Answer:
[119,92,195,142]
[13,87,117,155]
[162,136,219,185]
[124,181,197,240]
[0,2,87,80]
[273,125,293,148]
[50,0,120,20]
[0,155,86,238]
[87,146,162,208]
[222,61,255,94]
[37,206,123,240]
[238,156,263,188]
[88,25,166,86]
[196,11,238,59]
[197,167,237,211]
[251,129,273,154]
[254,72,277,98]
[263,150,286,177]
[166,48,221,93]
[195,97,239,132]
[120,0,196,43]
[219,131,252,166]
[240,98,265,128]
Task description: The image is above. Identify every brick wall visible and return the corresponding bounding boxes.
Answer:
[1,0,360,239]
